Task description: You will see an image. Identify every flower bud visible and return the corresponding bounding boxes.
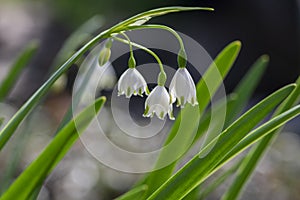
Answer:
[98,47,111,66]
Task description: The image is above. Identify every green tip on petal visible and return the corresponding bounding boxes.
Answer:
[180,96,185,107]
[169,94,173,104]
[126,87,131,97]
[176,97,181,107]
[146,86,150,95]
[169,110,175,120]
[143,105,150,116]
[159,111,164,120]
[191,97,198,106]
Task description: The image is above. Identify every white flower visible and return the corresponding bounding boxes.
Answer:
[118,68,148,98]
[169,68,198,108]
[143,86,175,120]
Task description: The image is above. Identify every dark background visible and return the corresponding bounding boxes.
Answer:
[42,0,300,94]
[1,0,298,104]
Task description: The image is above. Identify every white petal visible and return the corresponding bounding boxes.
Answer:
[118,68,147,98]
[144,86,173,120]
[169,68,198,107]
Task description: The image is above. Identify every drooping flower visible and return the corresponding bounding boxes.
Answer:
[169,68,198,108]
[117,68,148,98]
[143,86,175,120]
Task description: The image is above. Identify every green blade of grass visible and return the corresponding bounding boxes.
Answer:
[182,186,201,200]
[21,17,105,200]
[216,104,300,173]
[139,41,241,197]
[51,15,103,71]
[0,117,33,194]
[199,104,300,200]
[199,55,268,157]
[198,159,243,200]
[0,41,38,101]
[182,55,268,198]
[0,118,4,128]
[196,94,237,145]
[0,97,106,200]
[225,55,269,126]
[110,7,213,33]
[146,84,296,200]
[0,33,108,151]
[116,185,148,200]
[222,77,300,200]
[129,94,236,198]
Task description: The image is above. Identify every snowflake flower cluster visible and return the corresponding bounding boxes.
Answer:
[98,30,198,120]
[117,66,198,120]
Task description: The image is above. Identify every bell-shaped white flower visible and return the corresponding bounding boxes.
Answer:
[118,68,148,98]
[169,68,198,108]
[143,86,175,120]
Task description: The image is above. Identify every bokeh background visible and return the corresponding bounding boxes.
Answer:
[0,0,299,199]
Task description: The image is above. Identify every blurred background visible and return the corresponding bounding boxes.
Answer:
[0,0,299,199]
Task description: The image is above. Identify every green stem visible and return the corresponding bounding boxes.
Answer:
[113,36,165,73]
[120,32,134,58]
[123,24,185,52]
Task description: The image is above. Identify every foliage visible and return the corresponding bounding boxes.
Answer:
[0,6,299,200]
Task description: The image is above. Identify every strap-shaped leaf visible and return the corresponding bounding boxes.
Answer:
[110,7,213,33]
[222,77,300,200]
[140,41,241,197]
[0,97,106,200]
[0,41,38,100]
[225,55,269,126]
[198,159,243,200]
[0,118,4,128]
[147,84,296,200]
[183,55,269,199]
[116,185,148,200]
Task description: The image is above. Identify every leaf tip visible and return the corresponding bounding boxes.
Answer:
[260,54,270,63]
[232,40,242,48]
[99,96,107,103]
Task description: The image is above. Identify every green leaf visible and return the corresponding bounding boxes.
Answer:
[51,15,103,70]
[116,185,148,200]
[0,35,107,151]
[218,103,300,171]
[196,94,237,146]
[110,7,213,33]
[0,97,106,200]
[24,17,104,200]
[182,186,201,200]
[0,118,4,128]
[0,41,38,100]
[0,118,33,194]
[183,55,268,198]
[198,159,243,200]
[225,55,269,126]
[139,41,241,197]
[222,77,300,200]
[147,84,296,200]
